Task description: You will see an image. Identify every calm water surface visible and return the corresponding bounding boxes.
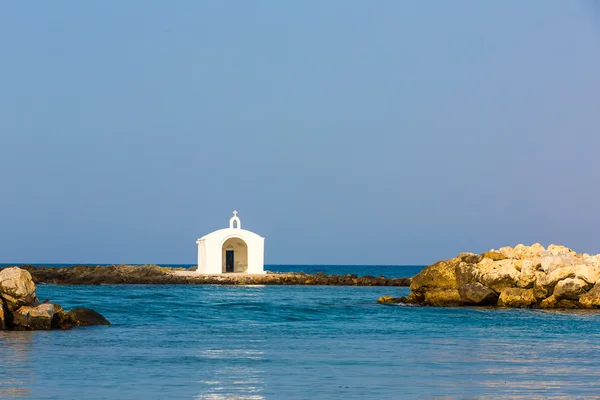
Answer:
[1,266,600,399]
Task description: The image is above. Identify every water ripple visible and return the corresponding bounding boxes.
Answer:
[1,284,599,399]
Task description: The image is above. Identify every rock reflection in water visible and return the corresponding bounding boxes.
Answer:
[0,332,33,399]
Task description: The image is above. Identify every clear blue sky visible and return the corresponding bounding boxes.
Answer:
[1,1,600,265]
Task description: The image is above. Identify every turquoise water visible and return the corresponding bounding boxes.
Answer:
[2,266,600,399]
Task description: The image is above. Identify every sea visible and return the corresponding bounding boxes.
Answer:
[2,264,600,399]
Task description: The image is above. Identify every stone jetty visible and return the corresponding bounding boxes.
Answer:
[4,265,411,287]
[378,244,600,309]
[1,267,110,330]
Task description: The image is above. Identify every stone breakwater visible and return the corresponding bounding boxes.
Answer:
[0,267,110,330]
[6,265,411,286]
[378,244,600,309]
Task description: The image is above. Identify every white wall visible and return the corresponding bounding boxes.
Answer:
[196,228,265,275]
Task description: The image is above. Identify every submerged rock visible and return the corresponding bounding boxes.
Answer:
[377,296,407,305]
[379,244,600,310]
[66,308,111,327]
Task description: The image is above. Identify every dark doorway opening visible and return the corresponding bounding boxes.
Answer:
[225,250,234,272]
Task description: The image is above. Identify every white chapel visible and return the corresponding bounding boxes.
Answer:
[195,211,265,275]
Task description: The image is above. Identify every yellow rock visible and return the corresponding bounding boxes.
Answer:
[497,288,536,308]
[423,288,461,307]
[377,296,395,304]
[0,304,5,330]
[539,295,558,309]
[481,252,506,261]
[538,267,575,292]
[547,244,575,256]
[0,267,37,311]
[579,282,600,308]
[410,258,460,294]
[474,258,520,293]
[573,264,600,285]
[553,278,589,300]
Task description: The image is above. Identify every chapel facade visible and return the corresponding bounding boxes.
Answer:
[195,211,265,275]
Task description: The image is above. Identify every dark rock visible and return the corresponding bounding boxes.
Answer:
[556,299,583,309]
[458,252,480,264]
[4,265,410,287]
[66,308,110,326]
[406,292,424,304]
[51,310,74,330]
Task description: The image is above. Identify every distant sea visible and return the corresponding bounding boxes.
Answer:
[2,264,600,399]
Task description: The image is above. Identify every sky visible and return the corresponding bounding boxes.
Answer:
[1,1,600,265]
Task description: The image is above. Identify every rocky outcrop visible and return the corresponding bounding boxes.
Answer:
[0,267,37,311]
[380,244,600,309]
[0,267,110,331]
[4,265,411,287]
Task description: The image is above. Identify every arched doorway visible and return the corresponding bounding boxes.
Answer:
[222,237,248,273]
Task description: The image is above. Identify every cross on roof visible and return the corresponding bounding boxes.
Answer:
[233,210,238,217]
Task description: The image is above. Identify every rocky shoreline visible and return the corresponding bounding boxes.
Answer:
[4,265,411,286]
[378,244,600,309]
[1,267,110,330]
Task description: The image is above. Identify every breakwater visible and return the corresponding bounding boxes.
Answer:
[6,265,411,286]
